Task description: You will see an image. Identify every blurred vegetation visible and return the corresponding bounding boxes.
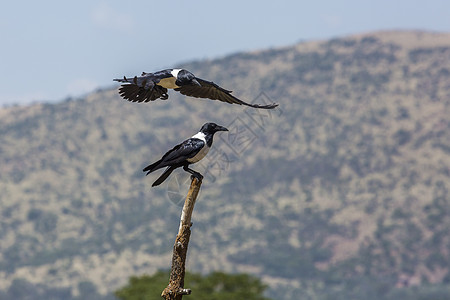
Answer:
[0,31,450,299]
[115,271,270,300]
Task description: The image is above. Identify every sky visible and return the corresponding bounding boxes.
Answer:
[1,0,449,106]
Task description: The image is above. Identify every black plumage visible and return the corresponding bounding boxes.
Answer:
[113,68,278,109]
[143,122,228,187]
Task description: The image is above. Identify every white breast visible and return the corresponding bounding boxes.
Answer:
[187,144,210,163]
[187,132,209,163]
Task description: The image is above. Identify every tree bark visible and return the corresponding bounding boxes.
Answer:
[161,177,202,300]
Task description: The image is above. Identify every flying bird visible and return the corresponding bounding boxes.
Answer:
[143,122,228,187]
[113,68,278,109]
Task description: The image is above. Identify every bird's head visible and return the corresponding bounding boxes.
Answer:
[200,123,228,135]
[175,69,201,86]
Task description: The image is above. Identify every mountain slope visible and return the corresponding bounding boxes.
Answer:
[1,30,450,299]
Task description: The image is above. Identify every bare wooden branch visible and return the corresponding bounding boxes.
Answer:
[161,177,202,300]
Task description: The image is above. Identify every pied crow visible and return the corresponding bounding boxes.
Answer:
[143,122,228,187]
[113,68,278,109]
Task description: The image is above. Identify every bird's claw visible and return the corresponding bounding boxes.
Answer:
[191,174,203,182]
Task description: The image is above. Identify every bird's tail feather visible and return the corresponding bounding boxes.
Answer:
[143,159,163,175]
[152,166,176,187]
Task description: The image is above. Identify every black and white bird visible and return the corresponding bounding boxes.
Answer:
[113,68,278,109]
[143,122,228,187]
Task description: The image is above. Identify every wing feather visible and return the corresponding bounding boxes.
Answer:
[114,74,168,102]
[161,138,205,165]
[176,78,278,109]
[143,138,205,174]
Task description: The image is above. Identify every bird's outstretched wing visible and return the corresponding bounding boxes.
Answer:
[113,75,168,103]
[176,78,278,109]
[143,138,205,175]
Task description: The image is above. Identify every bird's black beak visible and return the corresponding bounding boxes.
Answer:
[216,125,228,132]
[191,78,201,86]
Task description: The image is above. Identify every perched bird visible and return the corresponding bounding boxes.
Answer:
[113,68,278,109]
[143,122,228,187]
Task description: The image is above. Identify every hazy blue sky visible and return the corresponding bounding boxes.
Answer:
[1,0,449,105]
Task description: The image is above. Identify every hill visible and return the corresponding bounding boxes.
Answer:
[1,30,450,299]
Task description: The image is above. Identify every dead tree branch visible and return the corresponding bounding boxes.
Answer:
[161,177,202,300]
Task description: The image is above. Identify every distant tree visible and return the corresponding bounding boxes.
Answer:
[115,270,271,300]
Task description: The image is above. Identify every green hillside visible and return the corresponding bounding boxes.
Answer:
[1,30,450,299]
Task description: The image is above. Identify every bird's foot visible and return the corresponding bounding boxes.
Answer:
[191,173,203,182]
